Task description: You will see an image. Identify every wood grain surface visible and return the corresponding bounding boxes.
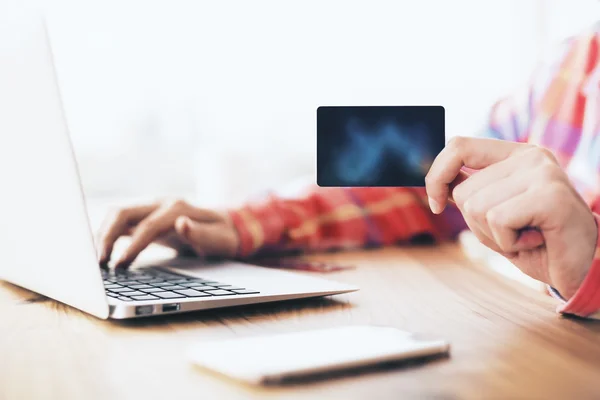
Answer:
[2,244,600,400]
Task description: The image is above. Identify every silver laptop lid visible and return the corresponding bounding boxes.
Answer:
[0,5,108,318]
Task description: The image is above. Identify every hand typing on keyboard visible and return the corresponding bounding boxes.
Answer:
[97,200,240,268]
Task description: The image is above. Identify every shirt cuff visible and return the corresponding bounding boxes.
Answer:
[552,213,600,320]
[227,195,286,258]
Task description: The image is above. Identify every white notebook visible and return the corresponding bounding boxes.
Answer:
[188,325,450,385]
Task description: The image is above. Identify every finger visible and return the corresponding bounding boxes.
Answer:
[97,204,157,264]
[452,147,554,208]
[458,172,532,240]
[111,200,224,267]
[171,200,224,223]
[453,151,564,244]
[175,216,237,257]
[447,170,470,204]
[486,188,552,253]
[447,164,510,247]
[451,156,525,207]
[114,206,177,268]
[445,170,504,252]
[461,213,504,254]
[452,195,502,253]
[426,137,526,214]
[516,227,545,249]
[152,200,225,225]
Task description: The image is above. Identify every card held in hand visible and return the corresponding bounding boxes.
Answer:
[317,106,445,187]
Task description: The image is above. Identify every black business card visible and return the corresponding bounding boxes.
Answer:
[317,106,445,187]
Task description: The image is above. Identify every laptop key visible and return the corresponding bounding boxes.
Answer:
[118,291,146,297]
[134,278,152,283]
[116,280,139,285]
[154,292,186,299]
[179,282,209,288]
[231,289,260,295]
[140,288,166,293]
[118,296,133,301]
[106,292,119,297]
[166,279,190,284]
[110,287,135,293]
[210,284,233,288]
[162,285,185,290]
[130,294,159,301]
[190,285,219,291]
[128,284,153,289]
[202,289,235,296]
[150,282,175,287]
[174,289,213,297]
[137,278,163,283]
[215,286,245,290]
[104,284,123,289]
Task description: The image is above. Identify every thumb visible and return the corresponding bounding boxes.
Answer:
[514,227,545,251]
[175,216,238,257]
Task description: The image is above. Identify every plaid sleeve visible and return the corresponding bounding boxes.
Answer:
[548,213,600,320]
[228,186,465,258]
[477,39,573,143]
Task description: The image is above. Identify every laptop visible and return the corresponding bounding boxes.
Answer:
[0,11,358,319]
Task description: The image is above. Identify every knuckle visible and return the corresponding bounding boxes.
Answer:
[524,145,556,163]
[464,198,485,220]
[445,137,466,159]
[135,219,157,236]
[134,220,150,234]
[477,235,495,249]
[524,145,543,161]
[539,146,558,163]
[109,208,128,223]
[163,198,188,211]
[537,162,561,182]
[452,184,467,206]
[547,182,568,200]
[486,208,503,227]
[447,136,466,150]
[461,199,473,216]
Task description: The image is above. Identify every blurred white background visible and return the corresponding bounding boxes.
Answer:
[41,0,600,208]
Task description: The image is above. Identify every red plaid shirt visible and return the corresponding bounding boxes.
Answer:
[229,25,600,320]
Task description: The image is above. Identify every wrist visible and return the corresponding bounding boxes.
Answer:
[554,264,591,300]
[555,212,599,300]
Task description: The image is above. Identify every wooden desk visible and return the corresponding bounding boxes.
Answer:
[2,244,600,399]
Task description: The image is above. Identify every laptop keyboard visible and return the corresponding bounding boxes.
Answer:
[101,268,259,302]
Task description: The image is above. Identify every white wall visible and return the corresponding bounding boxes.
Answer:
[41,0,597,207]
[539,0,600,57]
